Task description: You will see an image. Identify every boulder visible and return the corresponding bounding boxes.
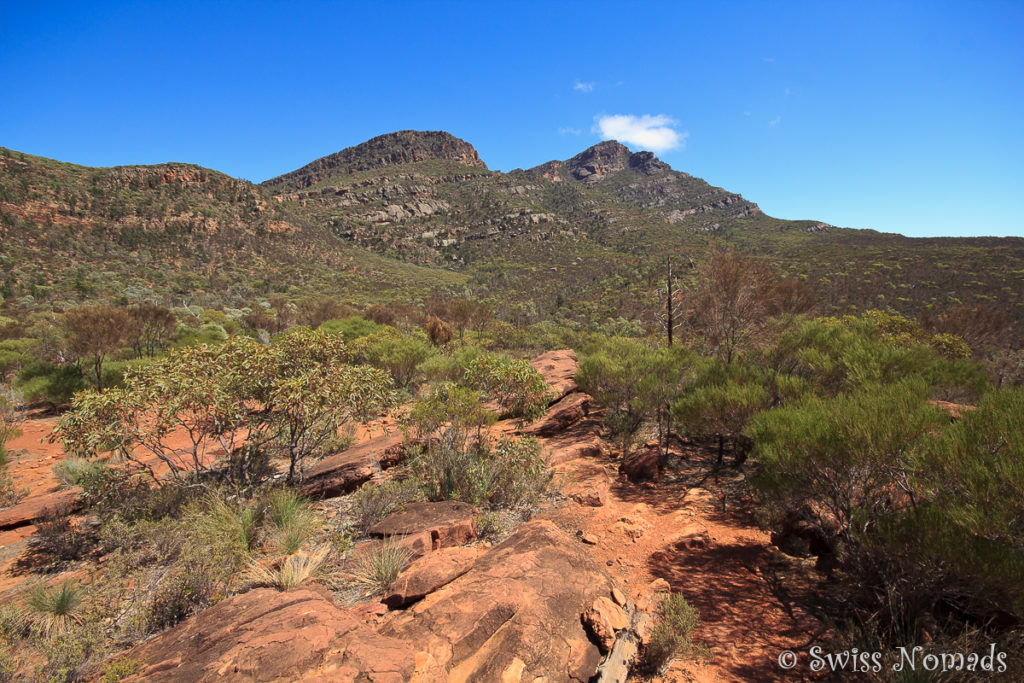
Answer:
[530,349,579,403]
[301,433,407,499]
[368,501,478,556]
[619,447,660,483]
[381,519,614,682]
[383,546,481,608]
[123,588,417,682]
[523,392,592,437]
[582,596,629,653]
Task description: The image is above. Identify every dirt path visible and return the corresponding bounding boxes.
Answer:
[544,442,828,682]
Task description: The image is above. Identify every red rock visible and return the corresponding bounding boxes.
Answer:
[561,460,610,507]
[367,501,478,554]
[523,392,592,437]
[611,587,627,607]
[619,446,660,483]
[381,519,613,682]
[928,399,976,420]
[123,588,417,682]
[301,433,407,498]
[582,596,629,652]
[0,489,78,531]
[530,349,579,403]
[543,418,604,467]
[384,546,480,607]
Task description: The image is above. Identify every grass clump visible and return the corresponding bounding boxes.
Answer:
[53,456,108,488]
[26,580,85,637]
[348,539,412,592]
[641,593,700,674]
[246,545,333,591]
[263,489,318,555]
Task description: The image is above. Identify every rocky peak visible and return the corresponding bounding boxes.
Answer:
[262,130,487,192]
[566,140,632,181]
[628,150,670,176]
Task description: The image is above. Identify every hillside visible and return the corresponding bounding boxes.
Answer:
[2,133,1022,338]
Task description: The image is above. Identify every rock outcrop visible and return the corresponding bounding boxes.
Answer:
[383,546,481,608]
[367,501,479,557]
[123,587,418,682]
[529,348,580,402]
[301,433,408,498]
[381,519,615,682]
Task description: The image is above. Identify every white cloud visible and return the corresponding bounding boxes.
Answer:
[592,114,686,153]
[769,116,781,127]
[558,127,583,135]
[573,80,595,93]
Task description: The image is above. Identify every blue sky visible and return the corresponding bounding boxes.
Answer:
[2,1,1022,237]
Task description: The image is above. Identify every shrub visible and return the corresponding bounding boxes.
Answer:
[144,565,223,632]
[34,506,93,562]
[14,362,86,406]
[641,594,700,673]
[102,657,144,682]
[318,316,383,341]
[350,478,423,535]
[463,353,550,420]
[36,624,104,683]
[413,433,549,510]
[26,580,85,637]
[0,603,29,642]
[186,495,263,567]
[53,456,108,488]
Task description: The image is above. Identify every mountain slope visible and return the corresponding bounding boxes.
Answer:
[2,134,1022,339]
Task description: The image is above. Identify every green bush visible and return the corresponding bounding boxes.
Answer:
[14,362,87,405]
[463,352,550,420]
[318,316,383,341]
[350,478,424,534]
[642,594,700,673]
[413,433,549,510]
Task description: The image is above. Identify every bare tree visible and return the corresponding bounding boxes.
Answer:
[684,244,779,363]
[64,305,132,389]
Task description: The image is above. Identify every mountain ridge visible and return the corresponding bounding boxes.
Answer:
[1,134,1021,339]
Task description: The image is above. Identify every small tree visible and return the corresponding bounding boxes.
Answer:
[63,305,132,389]
[56,329,396,485]
[673,361,770,467]
[127,302,177,358]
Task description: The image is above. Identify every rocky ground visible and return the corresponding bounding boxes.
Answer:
[0,350,829,682]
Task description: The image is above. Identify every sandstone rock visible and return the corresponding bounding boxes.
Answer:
[523,392,591,437]
[0,489,79,531]
[611,587,627,607]
[383,546,480,608]
[301,433,407,499]
[381,519,613,682]
[582,596,629,653]
[619,447,660,483]
[543,418,603,467]
[530,349,579,402]
[561,460,609,507]
[368,501,478,556]
[123,588,417,682]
